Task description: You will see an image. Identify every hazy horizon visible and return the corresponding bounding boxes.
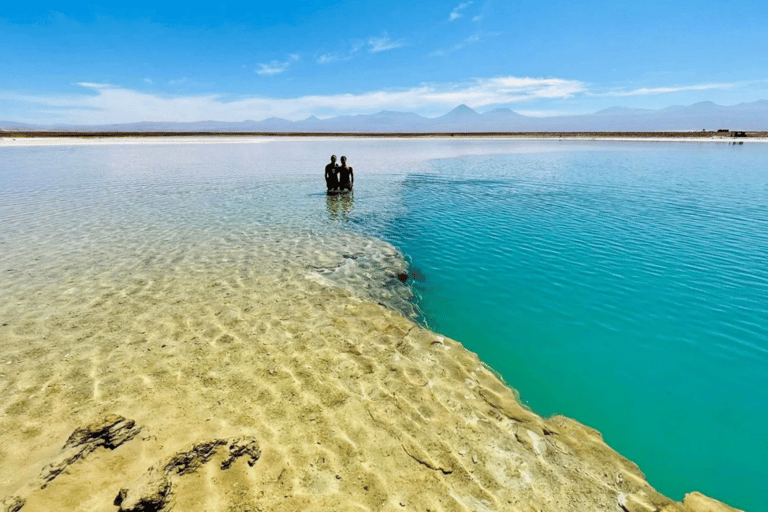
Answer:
[3,100,767,133]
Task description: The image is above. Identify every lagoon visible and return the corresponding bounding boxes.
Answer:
[1,137,765,511]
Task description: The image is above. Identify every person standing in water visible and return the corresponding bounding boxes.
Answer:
[325,155,339,191]
[337,155,354,191]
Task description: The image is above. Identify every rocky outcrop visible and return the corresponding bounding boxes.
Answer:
[114,437,260,512]
[0,496,25,512]
[2,414,260,512]
[1,415,140,510]
[40,414,141,488]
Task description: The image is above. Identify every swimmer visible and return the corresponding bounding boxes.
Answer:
[337,156,354,191]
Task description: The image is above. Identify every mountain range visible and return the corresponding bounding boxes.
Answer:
[2,100,767,133]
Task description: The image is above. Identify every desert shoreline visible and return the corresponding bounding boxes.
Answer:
[1,130,767,148]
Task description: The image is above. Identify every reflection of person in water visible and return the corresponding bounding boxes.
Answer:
[337,156,354,191]
[325,155,339,191]
[326,189,353,220]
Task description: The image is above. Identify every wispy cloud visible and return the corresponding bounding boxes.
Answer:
[367,35,405,53]
[256,62,288,76]
[351,41,365,53]
[319,37,400,62]
[449,2,473,21]
[76,82,110,89]
[317,53,338,64]
[3,76,588,124]
[317,42,363,64]
[256,55,299,76]
[429,32,495,57]
[605,83,735,96]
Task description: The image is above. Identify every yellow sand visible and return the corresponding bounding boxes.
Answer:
[0,205,742,512]
[0,246,743,512]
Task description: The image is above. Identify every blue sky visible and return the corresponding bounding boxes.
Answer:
[2,0,767,124]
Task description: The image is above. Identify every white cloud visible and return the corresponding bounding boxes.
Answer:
[449,2,473,21]
[256,62,288,76]
[472,15,483,22]
[317,41,368,64]
[3,77,588,125]
[368,35,405,53]
[317,54,338,64]
[143,78,153,84]
[350,40,365,53]
[606,83,734,96]
[76,82,110,89]
[257,55,299,76]
[319,38,399,62]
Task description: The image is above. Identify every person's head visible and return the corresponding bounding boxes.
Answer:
[330,155,337,163]
[340,156,347,164]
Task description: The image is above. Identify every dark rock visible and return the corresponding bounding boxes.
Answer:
[114,469,171,512]
[165,439,227,476]
[40,414,141,488]
[1,496,25,512]
[64,414,141,450]
[116,437,261,512]
[221,437,261,469]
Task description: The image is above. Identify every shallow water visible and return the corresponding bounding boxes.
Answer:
[1,138,766,511]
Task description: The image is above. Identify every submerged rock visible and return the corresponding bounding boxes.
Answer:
[0,496,25,512]
[41,414,141,488]
[115,437,261,512]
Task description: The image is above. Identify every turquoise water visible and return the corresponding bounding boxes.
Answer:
[1,138,766,511]
[374,142,768,512]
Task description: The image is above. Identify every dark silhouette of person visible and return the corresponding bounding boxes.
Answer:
[337,156,354,191]
[325,155,339,191]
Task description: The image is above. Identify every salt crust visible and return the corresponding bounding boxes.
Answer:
[1,135,767,149]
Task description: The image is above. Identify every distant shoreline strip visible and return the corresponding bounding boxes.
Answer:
[2,130,767,139]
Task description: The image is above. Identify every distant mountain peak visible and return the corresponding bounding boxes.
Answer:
[3,98,767,133]
[372,110,424,118]
[483,107,522,117]
[734,99,768,110]
[443,104,480,117]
